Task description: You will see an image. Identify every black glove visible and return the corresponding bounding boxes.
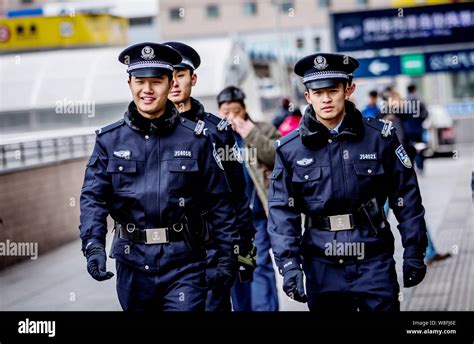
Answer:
[85,243,114,281]
[207,271,234,291]
[237,244,257,282]
[281,259,307,303]
[403,258,426,288]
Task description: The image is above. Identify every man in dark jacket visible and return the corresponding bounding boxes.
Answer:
[268,53,428,311]
[79,42,238,311]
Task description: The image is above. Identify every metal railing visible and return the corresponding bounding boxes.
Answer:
[0,131,96,173]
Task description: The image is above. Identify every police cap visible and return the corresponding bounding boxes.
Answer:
[294,53,359,90]
[118,42,182,78]
[163,41,201,70]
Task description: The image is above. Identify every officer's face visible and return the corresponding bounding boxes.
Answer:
[219,102,246,121]
[169,69,197,106]
[128,75,173,118]
[304,82,348,125]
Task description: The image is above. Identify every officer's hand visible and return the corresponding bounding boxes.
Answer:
[283,268,307,303]
[403,258,426,288]
[207,271,234,291]
[85,243,114,281]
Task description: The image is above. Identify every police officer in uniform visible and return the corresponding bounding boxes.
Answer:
[79,42,238,311]
[268,53,428,311]
[165,41,257,311]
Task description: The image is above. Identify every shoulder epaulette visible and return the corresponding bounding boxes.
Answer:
[364,117,394,138]
[210,115,230,132]
[274,129,299,149]
[204,112,222,126]
[179,117,208,137]
[96,119,125,136]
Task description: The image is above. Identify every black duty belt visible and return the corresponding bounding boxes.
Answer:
[306,198,387,233]
[116,222,185,244]
[306,213,366,231]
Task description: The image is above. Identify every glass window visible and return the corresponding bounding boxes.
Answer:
[452,71,474,99]
[296,38,304,49]
[169,7,183,21]
[243,1,257,16]
[314,36,321,51]
[206,4,219,18]
[319,0,330,8]
[280,1,294,13]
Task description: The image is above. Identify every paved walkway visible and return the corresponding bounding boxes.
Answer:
[1,145,472,311]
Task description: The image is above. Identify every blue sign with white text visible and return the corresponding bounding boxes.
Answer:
[425,49,474,73]
[333,3,474,52]
[354,56,401,78]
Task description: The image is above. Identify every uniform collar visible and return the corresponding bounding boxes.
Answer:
[329,118,344,134]
[125,100,179,134]
[179,97,205,122]
[299,101,364,147]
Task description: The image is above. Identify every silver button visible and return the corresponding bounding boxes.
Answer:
[328,139,333,143]
[118,166,123,171]
[145,135,149,140]
[181,165,186,170]
[339,259,344,264]
[304,175,309,180]
[144,265,149,270]
[367,169,373,174]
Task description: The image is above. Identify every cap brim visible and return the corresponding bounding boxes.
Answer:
[130,68,170,78]
[305,78,347,90]
[174,63,194,70]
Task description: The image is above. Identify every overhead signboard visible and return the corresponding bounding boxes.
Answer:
[354,55,401,78]
[354,48,474,78]
[425,49,474,73]
[0,14,128,52]
[401,53,425,75]
[333,2,474,52]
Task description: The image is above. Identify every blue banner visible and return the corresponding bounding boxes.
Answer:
[425,49,474,73]
[333,3,474,52]
[354,56,401,78]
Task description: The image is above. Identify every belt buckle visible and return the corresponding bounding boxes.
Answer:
[329,214,352,231]
[145,228,169,244]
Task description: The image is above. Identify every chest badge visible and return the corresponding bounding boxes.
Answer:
[113,150,131,160]
[174,150,192,158]
[296,158,314,166]
[359,153,377,160]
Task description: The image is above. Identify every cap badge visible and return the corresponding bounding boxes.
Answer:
[141,46,155,60]
[313,55,328,70]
